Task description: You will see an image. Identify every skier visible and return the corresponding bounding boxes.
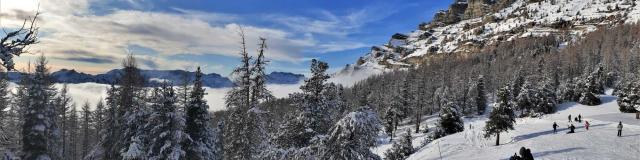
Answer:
[585,121,589,130]
[552,122,558,134]
[578,114,582,122]
[574,117,579,122]
[567,124,575,134]
[568,114,572,122]
[617,121,623,137]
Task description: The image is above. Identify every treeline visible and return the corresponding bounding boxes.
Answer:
[0,54,223,160]
[327,23,640,156]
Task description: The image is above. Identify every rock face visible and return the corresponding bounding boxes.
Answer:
[338,0,640,78]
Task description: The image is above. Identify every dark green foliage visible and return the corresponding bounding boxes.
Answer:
[484,87,516,146]
[439,102,464,135]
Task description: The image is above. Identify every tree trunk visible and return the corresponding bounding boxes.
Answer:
[636,111,639,119]
[416,104,422,133]
[495,133,500,146]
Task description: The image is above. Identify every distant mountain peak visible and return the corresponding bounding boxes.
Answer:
[7,68,305,88]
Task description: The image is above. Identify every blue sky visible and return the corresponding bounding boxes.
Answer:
[3,0,453,75]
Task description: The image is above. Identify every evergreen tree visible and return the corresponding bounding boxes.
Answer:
[53,84,71,160]
[0,71,9,125]
[68,105,79,160]
[224,30,253,160]
[21,56,60,160]
[616,80,640,117]
[320,107,381,160]
[118,55,148,160]
[516,80,535,116]
[250,37,274,105]
[298,59,332,134]
[383,129,414,160]
[97,85,120,159]
[438,101,464,135]
[484,87,516,146]
[224,32,273,160]
[274,59,331,149]
[81,102,92,158]
[475,75,487,115]
[145,84,190,160]
[185,67,221,160]
[93,100,105,143]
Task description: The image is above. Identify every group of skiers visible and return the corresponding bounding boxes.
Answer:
[552,114,624,136]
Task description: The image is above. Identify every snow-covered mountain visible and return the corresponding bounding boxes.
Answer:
[338,0,640,79]
[7,69,305,88]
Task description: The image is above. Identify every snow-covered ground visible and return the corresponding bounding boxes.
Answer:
[390,93,640,160]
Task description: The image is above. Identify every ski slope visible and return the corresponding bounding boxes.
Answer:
[403,93,640,160]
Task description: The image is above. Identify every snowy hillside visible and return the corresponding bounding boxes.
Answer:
[378,92,640,159]
[339,0,640,77]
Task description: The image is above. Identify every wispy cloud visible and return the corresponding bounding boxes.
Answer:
[0,0,403,74]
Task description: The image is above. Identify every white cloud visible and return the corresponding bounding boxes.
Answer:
[1,0,316,72]
[0,0,386,74]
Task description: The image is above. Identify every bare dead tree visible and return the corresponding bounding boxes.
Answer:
[0,12,40,70]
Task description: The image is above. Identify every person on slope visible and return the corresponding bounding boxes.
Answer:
[552,122,558,134]
[568,114,572,122]
[578,114,582,122]
[567,124,575,134]
[585,121,590,130]
[617,121,623,137]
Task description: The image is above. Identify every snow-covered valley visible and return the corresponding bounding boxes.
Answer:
[376,92,640,160]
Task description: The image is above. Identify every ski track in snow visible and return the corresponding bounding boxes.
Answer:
[375,93,640,160]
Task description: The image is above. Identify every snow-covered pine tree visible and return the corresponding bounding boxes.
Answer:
[68,104,79,160]
[185,67,221,160]
[53,84,72,160]
[93,100,105,143]
[617,81,640,113]
[484,87,516,146]
[515,80,535,117]
[384,129,414,160]
[145,84,190,160]
[558,78,580,102]
[511,70,526,99]
[578,66,604,106]
[319,107,382,160]
[21,56,60,160]
[274,59,331,149]
[116,55,148,160]
[95,85,120,159]
[224,29,253,160]
[250,37,274,105]
[385,79,411,141]
[298,59,332,134]
[81,102,92,158]
[534,78,557,115]
[0,71,10,150]
[438,101,464,135]
[224,32,274,160]
[246,38,273,159]
[475,75,487,115]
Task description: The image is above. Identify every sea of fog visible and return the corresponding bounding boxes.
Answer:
[8,82,302,112]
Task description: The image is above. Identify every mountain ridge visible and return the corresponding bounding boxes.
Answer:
[338,0,640,80]
[6,68,305,88]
